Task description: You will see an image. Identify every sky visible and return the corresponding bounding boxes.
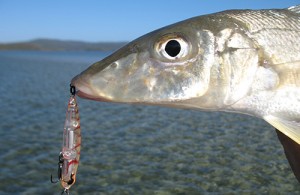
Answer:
[0,0,299,43]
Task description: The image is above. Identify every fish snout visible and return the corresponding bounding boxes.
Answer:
[71,74,97,100]
[71,72,114,102]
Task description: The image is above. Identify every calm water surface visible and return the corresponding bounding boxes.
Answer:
[0,51,299,194]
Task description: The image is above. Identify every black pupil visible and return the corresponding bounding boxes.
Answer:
[165,40,181,57]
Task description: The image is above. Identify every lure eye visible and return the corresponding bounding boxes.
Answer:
[156,35,189,60]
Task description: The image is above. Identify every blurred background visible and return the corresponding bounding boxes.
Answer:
[0,1,300,194]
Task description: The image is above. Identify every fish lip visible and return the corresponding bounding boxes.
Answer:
[76,90,113,102]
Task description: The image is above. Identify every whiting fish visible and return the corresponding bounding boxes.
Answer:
[71,5,300,182]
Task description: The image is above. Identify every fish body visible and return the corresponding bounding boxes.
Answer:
[71,5,300,179]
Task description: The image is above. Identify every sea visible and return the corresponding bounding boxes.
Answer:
[0,50,299,195]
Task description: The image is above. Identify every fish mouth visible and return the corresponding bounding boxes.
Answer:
[75,90,113,102]
[71,74,112,102]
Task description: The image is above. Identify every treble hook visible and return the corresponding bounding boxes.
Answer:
[50,153,63,183]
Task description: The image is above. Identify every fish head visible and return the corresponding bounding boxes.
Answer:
[72,19,217,109]
[71,16,255,110]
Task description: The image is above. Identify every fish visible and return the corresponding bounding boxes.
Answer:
[71,5,300,182]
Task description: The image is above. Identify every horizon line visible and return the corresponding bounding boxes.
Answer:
[0,38,130,44]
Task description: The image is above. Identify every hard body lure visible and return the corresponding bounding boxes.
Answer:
[52,86,81,195]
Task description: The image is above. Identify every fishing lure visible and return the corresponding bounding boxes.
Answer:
[52,85,81,195]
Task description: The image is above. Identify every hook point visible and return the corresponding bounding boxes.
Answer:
[50,174,59,183]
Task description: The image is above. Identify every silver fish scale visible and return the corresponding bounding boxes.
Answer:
[224,9,300,32]
[224,9,300,64]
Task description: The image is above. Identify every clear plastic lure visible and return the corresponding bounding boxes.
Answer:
[52,86,81,195]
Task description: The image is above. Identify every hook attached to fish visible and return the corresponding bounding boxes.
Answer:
[51,84,81,195]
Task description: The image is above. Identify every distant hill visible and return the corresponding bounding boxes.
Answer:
[0,39,128,51]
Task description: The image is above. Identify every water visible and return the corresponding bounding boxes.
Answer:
[0,51,299,195]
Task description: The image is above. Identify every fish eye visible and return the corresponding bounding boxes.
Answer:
[156,35,189,60]
[165,40,181,57]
